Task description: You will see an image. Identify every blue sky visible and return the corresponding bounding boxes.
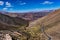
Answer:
[0,0,60,12]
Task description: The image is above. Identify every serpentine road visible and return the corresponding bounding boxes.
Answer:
[41,25,52,40]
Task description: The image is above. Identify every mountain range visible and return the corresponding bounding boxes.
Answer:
[3,11,51,21]
[0,9,60,40]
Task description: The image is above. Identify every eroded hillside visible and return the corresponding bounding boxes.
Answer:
[27,9,60,40]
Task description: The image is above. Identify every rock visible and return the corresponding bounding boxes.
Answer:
[3,34,12,40]
[0,33,12,40]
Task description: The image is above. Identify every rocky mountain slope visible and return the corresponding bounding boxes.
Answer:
[27,9,60,40]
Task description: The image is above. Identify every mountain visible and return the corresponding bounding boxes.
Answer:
[0,12,29,30]
[27,9,60,40]
[4,11,50,21]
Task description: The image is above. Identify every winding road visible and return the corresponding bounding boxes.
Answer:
[41,24,52,40]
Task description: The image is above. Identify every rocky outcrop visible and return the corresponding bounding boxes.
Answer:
[0,33,12,40]
[3,34,12,40]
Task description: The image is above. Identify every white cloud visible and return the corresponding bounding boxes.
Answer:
[3,7,8,10]
[40,1,53,4]
[0,1,4,5]
[20,1,26,5]
[5,2,13,7]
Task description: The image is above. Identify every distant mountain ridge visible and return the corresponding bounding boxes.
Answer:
[2,11,52,21]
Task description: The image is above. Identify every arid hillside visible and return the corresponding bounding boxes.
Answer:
[27,9,60,40]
